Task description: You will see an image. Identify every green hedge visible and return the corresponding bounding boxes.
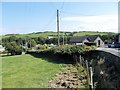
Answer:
[27,45,92,63]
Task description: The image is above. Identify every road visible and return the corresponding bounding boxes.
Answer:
[96,47,120,58]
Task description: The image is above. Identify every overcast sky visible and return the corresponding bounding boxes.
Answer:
[1,2,118,35]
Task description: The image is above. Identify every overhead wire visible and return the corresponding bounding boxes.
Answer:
[40,2,65,33]
[59,2,65,30]
[61,11,86,16]
[40,12,56,32]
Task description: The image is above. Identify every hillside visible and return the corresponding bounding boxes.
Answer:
[1,32,70,38]
[73,31,114,36]
[1,31,115,39]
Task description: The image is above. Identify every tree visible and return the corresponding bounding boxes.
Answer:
[5,41,22,55]
[27,39,36,48]
[8,35,18,42]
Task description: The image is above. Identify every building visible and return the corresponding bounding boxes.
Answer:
[0,45,5,52]
[48,36,54,39]
[69,35,104,47]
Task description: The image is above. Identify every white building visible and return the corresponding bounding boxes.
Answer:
[0,45,5,52]
[69,35,104,47]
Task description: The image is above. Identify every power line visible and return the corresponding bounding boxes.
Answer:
[40,13,56,31]
[60,2,64,14]
[61,11,86,16]
[59,2,64,19]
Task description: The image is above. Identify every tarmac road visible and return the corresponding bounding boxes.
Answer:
[96,47,120,58]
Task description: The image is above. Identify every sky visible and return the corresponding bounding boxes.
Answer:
[1,2,118,35]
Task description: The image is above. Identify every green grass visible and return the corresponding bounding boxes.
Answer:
[2,54,65,88]
[1,32,69,38]
[1,31,115,39]
[73,31,113,36]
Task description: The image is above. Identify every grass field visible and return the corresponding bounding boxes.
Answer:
[1,31,115,39]
[73,31,112,36]
[1,32,69,38]
[2,54,65,88]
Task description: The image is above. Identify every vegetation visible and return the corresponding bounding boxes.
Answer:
[5,41,22,55]
[1,31,71,38]
[1,31,117,56]
[1,31,116,39]
[27,45,94,64]
[73,31,115,36]
[2,54,65,88]
[27,39,36,48]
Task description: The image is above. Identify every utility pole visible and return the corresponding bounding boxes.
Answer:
[65,33,67,44]
[25,37,27,52]
[57,9,60,46]
[63,32,64,45]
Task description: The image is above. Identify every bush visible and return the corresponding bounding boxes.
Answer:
[5,41,22,55]
[37,45,46,50]
[27,45,92,63]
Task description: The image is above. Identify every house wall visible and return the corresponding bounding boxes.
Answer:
[83,39,89,44]
[94,36,104,47]
[0,45,5,52]
[76,43,83,45]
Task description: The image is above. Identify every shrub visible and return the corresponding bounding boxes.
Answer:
[5,41,22,55]
[27,45,93,63]
[37,45,46,50]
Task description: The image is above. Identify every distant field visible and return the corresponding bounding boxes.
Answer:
[1,32,69,38]
[2,54,64,88]
[1,31,115,39]
[73,31,113,36]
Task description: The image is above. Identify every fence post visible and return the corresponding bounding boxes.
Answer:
[82,57,85,67]
[85,60,89,77]
[89,67,93,90]
[79,55,82,65]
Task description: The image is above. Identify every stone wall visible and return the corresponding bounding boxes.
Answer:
[84,50,120,89]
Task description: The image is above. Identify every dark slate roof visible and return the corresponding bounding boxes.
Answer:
[88,35,99,42]
[69,35,101,43]
[69,36,89,43]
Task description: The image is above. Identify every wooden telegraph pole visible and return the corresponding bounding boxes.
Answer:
[63,32,64,45]
[57,9,60,46]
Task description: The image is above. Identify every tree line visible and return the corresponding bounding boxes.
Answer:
[1,33,117,55]
[1,35,72,55]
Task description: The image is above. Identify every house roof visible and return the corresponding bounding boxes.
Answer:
[87,35,100,42]
[69,35,101,43]
[69,36,89,43]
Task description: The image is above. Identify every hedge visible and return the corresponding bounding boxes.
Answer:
[27,45,93,63]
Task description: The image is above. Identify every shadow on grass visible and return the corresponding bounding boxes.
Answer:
[29,53,73,64]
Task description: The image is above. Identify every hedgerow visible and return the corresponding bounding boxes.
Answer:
[27,45,93,63]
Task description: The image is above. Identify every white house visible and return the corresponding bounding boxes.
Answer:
[69,35,104,47]
[0,45,5,52]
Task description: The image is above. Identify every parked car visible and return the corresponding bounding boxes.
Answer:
[114,43,120,48]
[108,43,120,48]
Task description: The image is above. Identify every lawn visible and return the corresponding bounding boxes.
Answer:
[2,54,65,88]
